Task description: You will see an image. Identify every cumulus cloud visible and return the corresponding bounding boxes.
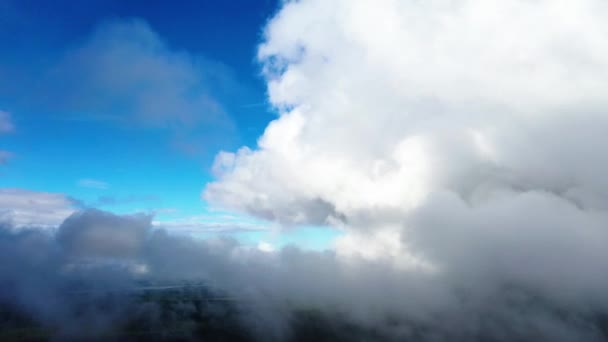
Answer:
[0,210,153,338]
[4,207,608,340]
[0,188,76,228]
[0,209,342,339]
[200,0,608,339]
[57,209,151,259]
[207,0,608,226]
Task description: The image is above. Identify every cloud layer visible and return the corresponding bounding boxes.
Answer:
[201,0,608,339]
[3,207,608,341]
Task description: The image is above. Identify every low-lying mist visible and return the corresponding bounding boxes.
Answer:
[2,206,608,341]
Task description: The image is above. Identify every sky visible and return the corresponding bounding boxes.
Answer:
[0,0,340,250]
[3,1,608,340]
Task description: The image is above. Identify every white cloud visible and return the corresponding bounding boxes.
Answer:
[257,241,276,253]
[202,0,608,337]
[0,188,76,228]
[206,0,608,245]
[77,178,109,190]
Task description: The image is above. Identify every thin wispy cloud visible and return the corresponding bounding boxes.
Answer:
[77,178,109,190]
[0,150,12,165]
[40,19,234,133]
[153,212,272,234]
[0,110,14,133]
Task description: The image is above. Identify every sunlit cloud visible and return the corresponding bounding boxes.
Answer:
[0,188,76,228]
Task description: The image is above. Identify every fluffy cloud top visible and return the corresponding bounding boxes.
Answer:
[201,0,608,339]
[206,0,608,252]
[57,209,151,259]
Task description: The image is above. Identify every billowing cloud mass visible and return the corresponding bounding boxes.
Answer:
[200,0,608,340]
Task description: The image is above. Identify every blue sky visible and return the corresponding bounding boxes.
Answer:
[0,0,340,250]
